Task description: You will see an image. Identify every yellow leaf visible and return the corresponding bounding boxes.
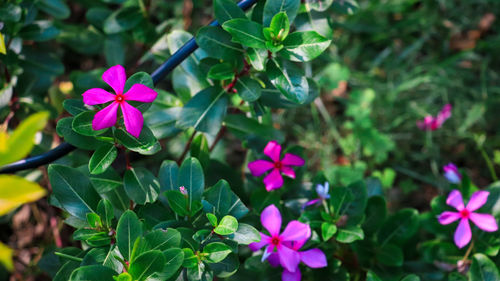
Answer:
[0,132,7,153]
[0,33,6,55]
[0,242,13,271]
[0,175,46,216]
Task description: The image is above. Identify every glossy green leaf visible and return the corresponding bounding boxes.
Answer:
[235,77,261,102]
[366,271,382,281]
[362,196,387,235]
[178,157,205,210]
[207,213,218,227]
[214,0,246,24]
[401,275,420,281]
[222,19,266,49]
[89,144,118,175]
[124,167,160,205]
[266,59,309,104]
[195,26,244,60]
[57,117,104,150]
[114,273,132,281]
[69,265,117,281]
[208,63,235,81]
[468,253,500,281]
[246,48,267,71]
[336,225,364,243]
[306,0,334,12]
[203,242,232,263]
[377,208,419,245]
[214,215,238,235]
[148,248,184,280]
[114,126,160,155]
[224,114,284,143]
[105,35,125,66]
[321,222,337,241]
[72,111,107,136]
[158,160,179,193]
[376,243,403,267]
[182,248,198,268]
[0,3,22,22]
[165,190,189,216]
[63,99,87,116]
[203,179,248,219]
[103,6,143,34]
[129,250,165,281]
[124,72,154,93]
[145,229,181,251]
[19,21,60,42]
[263,0,300,26]
[229,223,260,245]
[280,31,331,62]
[97,199,114,228]
[269,12,289,40]
[116,210,142,261]
[36,0,70,19]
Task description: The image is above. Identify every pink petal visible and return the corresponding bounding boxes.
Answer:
[436,104,452,126]
[262,245,273,261]
[120,102,144,138]
[454,218,471,249]
[124,84,158,103]
[278,245,300,273]
[281,153,305,166]
[264,141,282,162]
[267,252,280,267]
[281,166,296,179]
[249,233,270,251]
[261,205,282,237]
[281,221,311,242]
[302,199,320,209]
[82,88,116,105]
[248,160,275,177]
[282,268,301,281]
[466,191,489,212]
[92,102,119,131]
[102,65,126,94]
[446,190,465,211]
[264,168,284,191]
[300,248,327,268]
[282,238,307,251]
[438,211,461,225]
[469,213,498,232]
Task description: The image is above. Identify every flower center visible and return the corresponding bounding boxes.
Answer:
[459,209,470,219]
[270,236,280,246]
[274,161,283,169]
[115,94,125,103]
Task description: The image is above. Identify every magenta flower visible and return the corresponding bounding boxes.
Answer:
[302,182,330,209]
[443,163,461,184]
[248,141,305,191]
[417,104,452,131]
[82,65,158,138]
[249,205,312,273]
[438,190,498,248]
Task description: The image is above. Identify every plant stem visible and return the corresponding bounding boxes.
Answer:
[177,130,197,165]
[209,126,226,152]
[479,147,498,181]
[54,252,83,262]
[461,240,474,262]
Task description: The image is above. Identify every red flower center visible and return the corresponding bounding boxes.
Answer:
[115,94,125,103]
[270,236,280,246]
[274,161,283,169]
[459,209,470,219]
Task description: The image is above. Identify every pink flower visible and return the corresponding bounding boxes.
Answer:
[417,104,452,131]
[82,65,158,138]
[249,205,312,273]
[438,190,498,248]
[248,141,305,191]
[443,163,461,184]
[302,182,330,209]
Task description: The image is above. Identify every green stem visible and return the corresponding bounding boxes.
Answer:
[479,147,498,181]
[54,252,83,262]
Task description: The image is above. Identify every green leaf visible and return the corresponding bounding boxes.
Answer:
[266,59,310,104]
[129,250,166,281]
[377,208,419,245]
[124,167,160,205]
[114,273,132,281]
[0,3,22,22]
[145,229,181,251]
[208,253,239,278]
[214,0,246,24]
[229,223,260,245]
[0,112,49,166]
[48,165,100,220]
[116,210,142,261]
[362,196,387,235]
[263,0,300,26]
[86,213,102,228]
[18,21,60,42]
[366,271,382,281]
[124,72,154,93]
[203,242,232,263]
[336,225,364,243]
[105,35,125,66]
[280,31,331,62]
[182,248,198,268]
[148,248,184,280]
[246,48,267,71]
[89,144,118,175]
[69,265,117,281]
[321,222,337,241]
[269,12,290,41]
[178,157,205,210]
[196,26,244,60]
[376,243,403,267]
[222,19,266,49]
[0,242,13,272]
[224,114,284,143]
[206,213,218,227]
[0,176,47,216]
[63,99,87,116]
[176,87,228,135]
[208,63,235,81]
[202,179,249,219]
[235,77,261,102]
[158,160,179,193]
[72,111,107,136]
[104,6,143,34]
[97,199,114,228]
[36,0,70,19]
[165,190,189,216]
[468,253,500,281]
[214,215,238,235]
[190,134,210,170]
[306,0,334,12]
[401,275,420,281]
[57,117,104,150]
[341,181,368,224]
[114,126,160,155]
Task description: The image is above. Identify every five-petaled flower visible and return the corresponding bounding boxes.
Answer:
[82,65,158,138]
[438,190,498,248]
[303,182,330,209]
[249,205,326,281]
[443,163,461,184]
[248,141,305,191]
[417,104,452,131]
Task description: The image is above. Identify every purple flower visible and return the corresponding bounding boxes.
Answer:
[443,163,461,184]
[249,205,311,273]
[438,190,498,248]
[303,182,330,209]
[417,104,452,131]
[82,65,158,138]
[248,141,305,191]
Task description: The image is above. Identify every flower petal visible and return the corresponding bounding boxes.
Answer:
[267,252,280,267]
[82,88,115,105]
[102,65,126,94]
[281,166,296,179]
[281,153,305,166]
[261,245,273,262]
[469,213,498,232]
[278,245,300,272]
[261,205,282,236]
[466,191,489,212]
[263,168,284,191]
[282,268,301,281]
[281,220,311,242]
[120,102,143,138]
[92,102,119,131]
[249,233,270,251]
[454,218,472,249]
[302,199,320,209]
[248,160,274,177]
[124,84,158,102]
[438,211,460,225]
[436,104,452,126]
[446,190,465,211]
[300,248,327,268]
[264,141,282,162]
